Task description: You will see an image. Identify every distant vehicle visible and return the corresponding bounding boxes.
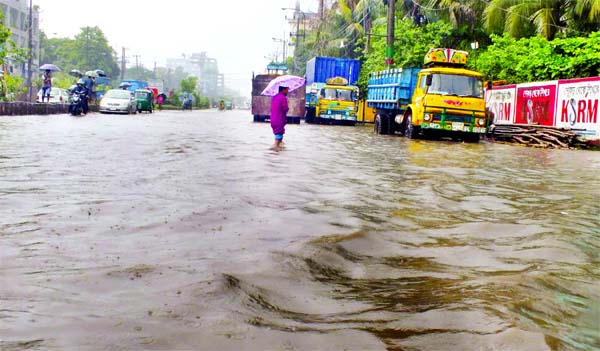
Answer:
[36,87,70,104]
[119,80,149,92]
[99,89,136,114]
[134,89,154,113]
[305,57,360,125]
[251,73,305,124]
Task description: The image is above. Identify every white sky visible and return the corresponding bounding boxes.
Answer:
[33,0,318,94]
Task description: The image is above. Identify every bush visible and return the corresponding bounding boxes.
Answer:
[471,32,600,83]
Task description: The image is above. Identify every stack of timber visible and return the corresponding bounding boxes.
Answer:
[488,124,588,149]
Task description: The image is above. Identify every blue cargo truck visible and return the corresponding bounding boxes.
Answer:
[305,57,360,124]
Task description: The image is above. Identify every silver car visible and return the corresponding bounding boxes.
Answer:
[99,89,136,114]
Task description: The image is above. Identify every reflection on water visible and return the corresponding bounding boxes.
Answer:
[0,112,599,350]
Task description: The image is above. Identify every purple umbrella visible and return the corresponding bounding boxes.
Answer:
[261,75,305,96]
[39,63,61,72]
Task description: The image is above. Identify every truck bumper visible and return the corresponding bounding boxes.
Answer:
[421,122,486,134]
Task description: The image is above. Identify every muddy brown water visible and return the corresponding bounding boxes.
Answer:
[1,110,599,351]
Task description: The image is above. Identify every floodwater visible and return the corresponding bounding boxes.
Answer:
[1,110,599,351]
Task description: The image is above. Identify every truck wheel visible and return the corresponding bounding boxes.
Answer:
[464,133,480,143]
[405,112,419,139]
[375,114,389,135]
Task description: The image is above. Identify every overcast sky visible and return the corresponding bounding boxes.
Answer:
[33,0,318,94]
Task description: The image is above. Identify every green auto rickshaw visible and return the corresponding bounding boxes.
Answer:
[135,89,154,113]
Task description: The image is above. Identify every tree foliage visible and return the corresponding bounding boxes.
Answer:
[40,27,120,79]
[472,32,600,83]
[180,76,198,93]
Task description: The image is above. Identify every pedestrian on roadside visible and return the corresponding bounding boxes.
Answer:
[270,85,289,151]
[41,70,52,103]
[157,94,164,111]
[84,75,95,105]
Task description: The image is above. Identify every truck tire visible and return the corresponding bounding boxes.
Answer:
[464,133,480,143]
[404,112,420,139]
[375,114,389,135]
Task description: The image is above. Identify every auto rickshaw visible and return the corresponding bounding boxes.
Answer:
[135,89,153,113]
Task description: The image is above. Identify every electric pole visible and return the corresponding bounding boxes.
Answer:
[133,54,141,79]
[121,47,126,81]
[386,0,395,68]
[26,0,33,101]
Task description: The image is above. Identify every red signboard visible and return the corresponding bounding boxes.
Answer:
[515,82,557,126]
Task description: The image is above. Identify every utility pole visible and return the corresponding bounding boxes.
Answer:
[85,27,90,70]
[386,0,395,68]
[133,54,141,79]
[121,47,126,81]
[26,0,33,101]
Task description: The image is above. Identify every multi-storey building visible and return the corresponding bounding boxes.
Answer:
[0,0,40,78]
[167,52,222,99]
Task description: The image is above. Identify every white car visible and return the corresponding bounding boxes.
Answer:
[99,89,136,114]
[36,87,70,104]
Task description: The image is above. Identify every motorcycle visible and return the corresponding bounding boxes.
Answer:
[69,91,86,116]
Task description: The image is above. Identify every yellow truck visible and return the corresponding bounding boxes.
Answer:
[305,77,359,126]
[367,48,488,142]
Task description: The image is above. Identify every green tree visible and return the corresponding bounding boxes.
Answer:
[0,10,27,100]
[180,76,198,93]
[39,27,120,79]
[483,0,572,40]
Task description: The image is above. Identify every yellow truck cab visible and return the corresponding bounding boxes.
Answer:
[368,48,488,142]
[308,77,359,126]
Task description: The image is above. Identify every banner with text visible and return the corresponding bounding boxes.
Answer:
[486,85,516,125]
[515,82,557,126]
[555,77,600,139]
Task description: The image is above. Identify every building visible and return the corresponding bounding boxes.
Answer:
[0,0,40,78]
[166,52,222,99]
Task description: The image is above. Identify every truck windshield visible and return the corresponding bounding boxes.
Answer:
[321,88,355,101]
[427,74,483,98]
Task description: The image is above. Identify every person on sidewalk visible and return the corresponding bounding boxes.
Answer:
[270,85,289,151]
[41,70,52,103]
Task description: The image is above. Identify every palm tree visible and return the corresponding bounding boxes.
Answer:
[483,0,572,40]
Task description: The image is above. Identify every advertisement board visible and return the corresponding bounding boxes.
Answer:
[515,82,557,126]
[555,77,600,139]
[486,85,516,124]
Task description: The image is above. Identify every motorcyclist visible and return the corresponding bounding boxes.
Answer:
[70,79,89,114]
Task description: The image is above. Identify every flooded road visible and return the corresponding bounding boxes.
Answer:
[1,110,599,350]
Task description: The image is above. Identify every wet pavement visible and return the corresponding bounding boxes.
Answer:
[1,110,599,351]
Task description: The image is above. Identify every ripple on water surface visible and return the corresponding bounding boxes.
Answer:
[0,113,599,350]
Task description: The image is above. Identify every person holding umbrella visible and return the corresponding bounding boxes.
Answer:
[260,75,305,150]
[41,70,52,103]
[39,64,61,103]
[270,85,289,150]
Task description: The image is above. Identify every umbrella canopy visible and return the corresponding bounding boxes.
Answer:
[261,75,305,96]
[39,64,60,72]
[119,82,132,89]
[69,69,83,78]
[85,70,98,78]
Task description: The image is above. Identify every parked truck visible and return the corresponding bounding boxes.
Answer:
[368,48,488,142]
[305,57,360,125]
[251,73,305,124]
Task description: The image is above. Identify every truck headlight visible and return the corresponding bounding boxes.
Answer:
[424,113,432,121]
[478,118,485,126]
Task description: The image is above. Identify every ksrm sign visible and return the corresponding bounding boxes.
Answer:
[487,76,600,140]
